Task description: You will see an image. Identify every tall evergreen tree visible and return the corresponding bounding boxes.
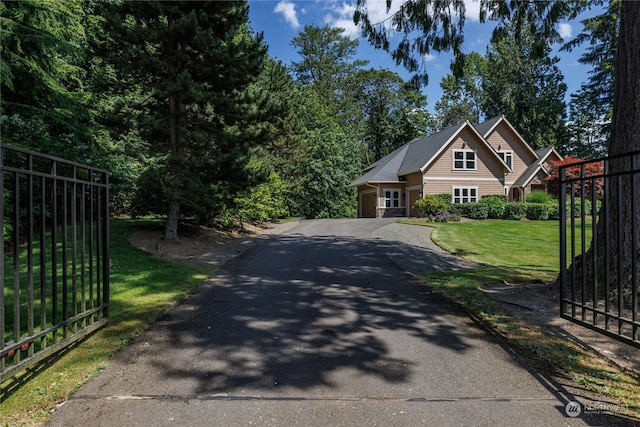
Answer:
[564,86,609,158]
[562,0,619,156]
[101,1,268,240]
[0,0,95,161]
[293,89,361,218]
[482,20,568,150]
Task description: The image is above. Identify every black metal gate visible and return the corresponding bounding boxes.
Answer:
[1,144,109,383]
[560,150,640,348]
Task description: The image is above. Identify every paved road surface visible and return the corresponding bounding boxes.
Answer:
[46,219,619,426]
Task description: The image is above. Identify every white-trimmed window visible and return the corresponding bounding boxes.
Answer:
[383,189,401,208]
[453,149,476,170]
[497,150,513,168]
[453,187,478,204]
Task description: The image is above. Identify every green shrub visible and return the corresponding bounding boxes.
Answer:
[526,190,553,204]
[434,193,453,205]
[456,203,489,220]
[481,194,507,202]
[3,219,12,242]
[504,202,526,220]
[432,193,453,211]
[479,196,506,219]
[566,197,595,218]
[525,203,550,220]
[232,172,290,222]
[547,202,560,220]
[414,194,449,217]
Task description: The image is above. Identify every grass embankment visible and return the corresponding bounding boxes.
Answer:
[1,219,211,426]
[400,219,640,416]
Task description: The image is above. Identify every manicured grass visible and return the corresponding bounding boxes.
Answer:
[400,219,640,415]
[1,218,211,426]
[432,219,562,279]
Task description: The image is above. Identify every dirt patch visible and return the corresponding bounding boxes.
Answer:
[482,280,640,373]
[128,221,297,267]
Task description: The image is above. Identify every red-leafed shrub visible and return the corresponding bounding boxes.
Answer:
[546,156,604,198]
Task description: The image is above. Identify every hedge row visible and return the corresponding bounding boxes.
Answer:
[452,199,597,220]
[414,193,598,221]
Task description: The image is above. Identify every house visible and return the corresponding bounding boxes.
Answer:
[349,116,563,218]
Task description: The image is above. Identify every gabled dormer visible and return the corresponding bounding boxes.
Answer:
[477,115,538,177]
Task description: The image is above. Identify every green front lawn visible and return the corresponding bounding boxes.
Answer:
[432,219,561,279]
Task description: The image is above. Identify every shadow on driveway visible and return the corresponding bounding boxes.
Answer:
[131,233,488,396]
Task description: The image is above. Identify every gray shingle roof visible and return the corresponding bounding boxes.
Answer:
[513,147,562,187]
[397,122,465,175]
[348,144,409,187]
[351,118,521,187]
[474,115,503,137]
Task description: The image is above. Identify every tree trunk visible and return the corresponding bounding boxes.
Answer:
[610,2,640,157]
[164,94,186,241]
[567,2,640,305]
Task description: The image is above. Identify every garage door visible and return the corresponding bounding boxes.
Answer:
[361,192,376,218]
[408,189,420,217]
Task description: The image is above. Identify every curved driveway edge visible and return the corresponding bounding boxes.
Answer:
[372,222,478,275]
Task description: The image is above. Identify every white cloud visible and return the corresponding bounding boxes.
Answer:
[274,0,301,29]
[423,53,436,63]
[358,0,404,25]
[464,0,481,22]
[322,0,404,39]
[324,2,359,38]
[558,23,573,39]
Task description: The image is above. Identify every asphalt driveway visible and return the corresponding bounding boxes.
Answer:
[46,219,607,426]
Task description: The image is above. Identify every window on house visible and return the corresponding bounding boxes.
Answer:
[453,150,476,170]
[384,189,401,208]
[453,187,478,204]
[497,150,513,168]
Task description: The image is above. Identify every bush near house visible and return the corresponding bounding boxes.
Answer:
[425,211,461,222]
[413,194,449,217]
[479,195,507,219]
[547,202,560,220]
[419,192,599,222]
[434,193,454,208]
[413,194,461,222]
[566,197,601,218]
[503,202,527,220]
[525,203,550,220]
[526,190,553,204]
[454,202,489,220]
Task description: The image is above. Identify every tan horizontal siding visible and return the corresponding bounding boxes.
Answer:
[404,171,422,187]
[424,180,505,199]
[485,125,536,178]
[426,127,506,181]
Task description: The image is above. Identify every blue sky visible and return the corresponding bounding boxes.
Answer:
[247,0,602,113]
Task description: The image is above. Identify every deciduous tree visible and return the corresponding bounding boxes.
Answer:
[434,52,486,129]
[352,68,430,162]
